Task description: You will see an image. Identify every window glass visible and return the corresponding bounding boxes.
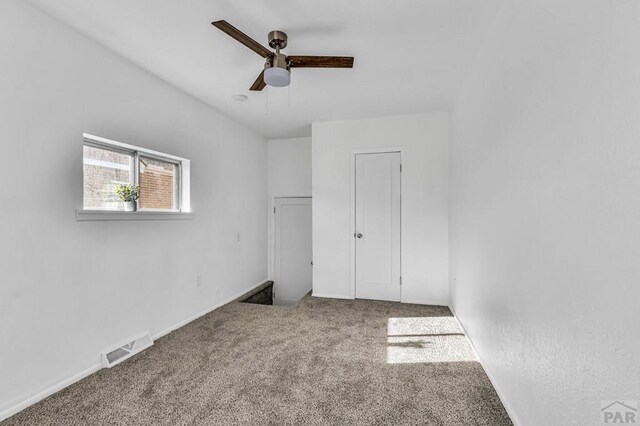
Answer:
[138,156,179,210]
[83,145,133,210]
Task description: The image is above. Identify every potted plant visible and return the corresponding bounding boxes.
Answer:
[116,183,140,212]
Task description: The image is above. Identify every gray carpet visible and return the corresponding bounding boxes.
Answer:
[3,294,512,425]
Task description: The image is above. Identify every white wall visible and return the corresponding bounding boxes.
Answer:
[450,1,640,424]
[266,137,312,279]
[312,113,449,304]
[0,1,267,418]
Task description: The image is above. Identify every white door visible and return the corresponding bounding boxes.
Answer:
[274,198,313,305]
[355,152,401,302]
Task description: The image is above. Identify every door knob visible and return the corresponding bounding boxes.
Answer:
[356,233,363,238]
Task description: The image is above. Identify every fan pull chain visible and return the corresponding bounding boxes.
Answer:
[288,73,291,107]
[265,85,269,116]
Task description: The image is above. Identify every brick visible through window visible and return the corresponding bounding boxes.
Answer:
[139,156,179,210]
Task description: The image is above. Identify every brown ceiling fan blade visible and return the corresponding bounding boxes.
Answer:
[288,56,354,68]
[249,70,266,91]
[211,20,273,58]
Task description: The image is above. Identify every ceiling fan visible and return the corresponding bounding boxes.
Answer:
[211,20,354,91]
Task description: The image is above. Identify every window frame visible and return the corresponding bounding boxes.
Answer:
[81,133,191,218]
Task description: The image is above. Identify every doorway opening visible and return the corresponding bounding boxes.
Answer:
[273,197,313,306]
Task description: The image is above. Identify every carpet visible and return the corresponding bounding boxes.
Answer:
[3,294,512,425]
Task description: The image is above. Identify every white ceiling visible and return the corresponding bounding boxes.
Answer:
[27,0,503,139]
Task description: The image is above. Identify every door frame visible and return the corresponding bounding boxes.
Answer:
[349,147,406,301]
[271,196,313,293]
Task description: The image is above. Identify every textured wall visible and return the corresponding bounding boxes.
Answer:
[450,1,640,424]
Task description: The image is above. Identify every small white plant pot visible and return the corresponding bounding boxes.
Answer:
[124,201,137,212]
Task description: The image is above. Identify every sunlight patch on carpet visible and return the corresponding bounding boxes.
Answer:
[386,317,477,364]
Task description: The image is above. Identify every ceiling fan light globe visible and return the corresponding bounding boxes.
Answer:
[264,67,290,87]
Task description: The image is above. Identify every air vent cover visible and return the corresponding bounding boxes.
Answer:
[101,332,153,368]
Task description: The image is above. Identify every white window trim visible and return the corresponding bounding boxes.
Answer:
[79,133,192,221]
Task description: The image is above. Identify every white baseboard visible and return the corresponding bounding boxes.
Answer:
[312,293,450,307]
[0,279,268,423]
[0,363,101,422]
[311,292,354,300]
[450,307,521,426]
[401,298,449,307]
[152,279,268,340]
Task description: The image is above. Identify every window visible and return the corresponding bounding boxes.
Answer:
[82,134,190,213]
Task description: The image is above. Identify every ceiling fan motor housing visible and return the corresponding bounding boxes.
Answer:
[266,53,290,71]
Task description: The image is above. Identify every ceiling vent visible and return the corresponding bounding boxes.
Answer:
[101,332,153,368]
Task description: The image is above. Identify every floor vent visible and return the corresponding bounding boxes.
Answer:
[101,332,153,368]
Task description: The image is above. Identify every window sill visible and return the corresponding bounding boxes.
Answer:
[76,210,194,222]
